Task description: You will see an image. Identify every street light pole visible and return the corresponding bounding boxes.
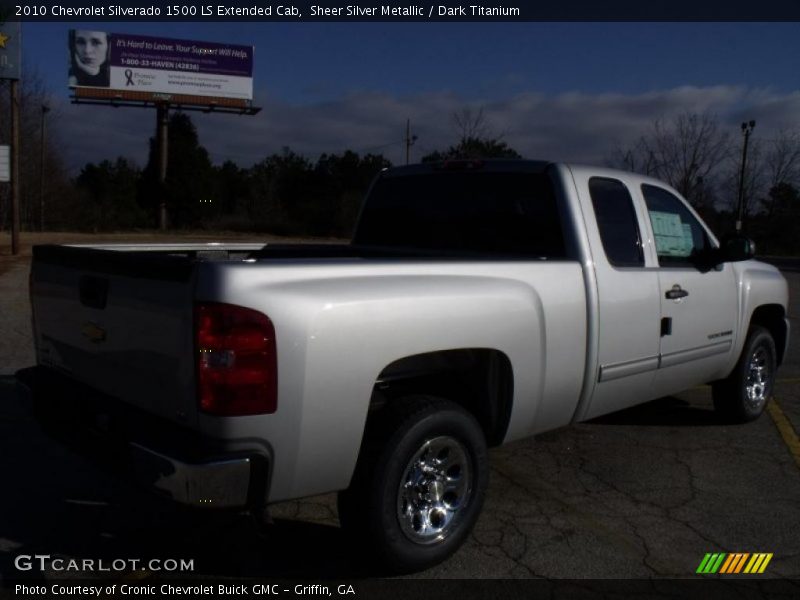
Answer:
[736,120,756,233]
[40,104,50,232]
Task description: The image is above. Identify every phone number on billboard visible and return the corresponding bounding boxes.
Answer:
[120,58,201,71]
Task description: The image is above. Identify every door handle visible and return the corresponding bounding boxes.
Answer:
[665,285,689,300]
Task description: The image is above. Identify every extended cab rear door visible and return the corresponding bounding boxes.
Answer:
[638,184,738,394]
[570,170,663,420]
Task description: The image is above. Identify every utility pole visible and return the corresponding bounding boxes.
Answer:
[405,118,417,165]
[10,80,20,254]
[157,103,169,230]
[736,120,756,233]
[1,21,22,254]
[40,105,50,232]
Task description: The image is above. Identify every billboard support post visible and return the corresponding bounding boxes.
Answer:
[40,105,49,232]
[10,80,20,255]
[67,30,260,231]
[157,103,169,231]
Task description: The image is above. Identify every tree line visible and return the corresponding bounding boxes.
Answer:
[4,101,523,238]
[67,112,392,238]
[1,81,799,253]
[61,108,523,238]
[609,113,800,255]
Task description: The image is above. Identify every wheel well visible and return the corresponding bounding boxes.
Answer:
[370,349,514,447]
[750,304,787,365]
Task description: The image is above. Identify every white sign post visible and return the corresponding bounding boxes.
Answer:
[0,146,10,183]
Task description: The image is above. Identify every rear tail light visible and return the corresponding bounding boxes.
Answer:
[195,302,277,416]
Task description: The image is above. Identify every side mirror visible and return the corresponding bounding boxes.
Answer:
[720,234,756,262]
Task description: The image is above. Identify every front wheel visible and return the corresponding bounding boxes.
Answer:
[712,326,776,423]
[338,396,488,573]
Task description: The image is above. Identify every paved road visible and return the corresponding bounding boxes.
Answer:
[0,256,799,581]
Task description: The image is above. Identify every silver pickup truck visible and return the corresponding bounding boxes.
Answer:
[27,160,789,572]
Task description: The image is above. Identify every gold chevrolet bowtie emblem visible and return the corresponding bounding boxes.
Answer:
[81,322,106,343]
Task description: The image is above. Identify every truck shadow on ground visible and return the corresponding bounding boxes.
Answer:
[0,374,732,585]
[0,376,377,582]
[588,395,724,427]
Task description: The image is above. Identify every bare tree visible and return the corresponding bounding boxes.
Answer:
[609,142,660,177]
[452,107,490,143]
[763,130,800,216]
[765,130,800,186]
[611,113,731,210]
[421,106,520,162]
[720,130,799,221]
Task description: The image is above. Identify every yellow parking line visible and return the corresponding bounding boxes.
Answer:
[767,399,800,470]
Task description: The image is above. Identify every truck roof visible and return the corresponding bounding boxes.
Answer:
[380,159,552,177]
[383,160,671,188]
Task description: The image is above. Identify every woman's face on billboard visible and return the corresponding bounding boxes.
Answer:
[73,30,108,75]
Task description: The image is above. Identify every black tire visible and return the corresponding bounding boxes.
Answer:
[338,396,488,573]
[712,326,776,423]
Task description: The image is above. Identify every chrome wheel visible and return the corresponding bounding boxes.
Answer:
[339,396,488,572]
[713,327,777,424]
[396,435,472,545]
[745,347,771,410]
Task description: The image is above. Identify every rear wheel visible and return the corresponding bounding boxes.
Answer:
[338,396,488,573]
[712,326,776,423]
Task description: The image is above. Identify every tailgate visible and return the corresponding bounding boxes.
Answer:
[30,245,198,426]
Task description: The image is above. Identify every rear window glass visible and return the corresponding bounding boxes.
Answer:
[589,177,644,267]
[354,171,566,258]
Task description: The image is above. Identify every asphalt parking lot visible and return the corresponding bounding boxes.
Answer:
[0,252,799,583]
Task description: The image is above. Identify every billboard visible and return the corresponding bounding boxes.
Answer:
[68,30,253,105]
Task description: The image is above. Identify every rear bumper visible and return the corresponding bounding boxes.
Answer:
[129,444,253,508]
[20,366,271,509]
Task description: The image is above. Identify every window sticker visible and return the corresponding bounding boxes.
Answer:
[649,211,694,257]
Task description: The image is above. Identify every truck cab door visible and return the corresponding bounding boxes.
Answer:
[639,184,738,395]
[574,174,663,420]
